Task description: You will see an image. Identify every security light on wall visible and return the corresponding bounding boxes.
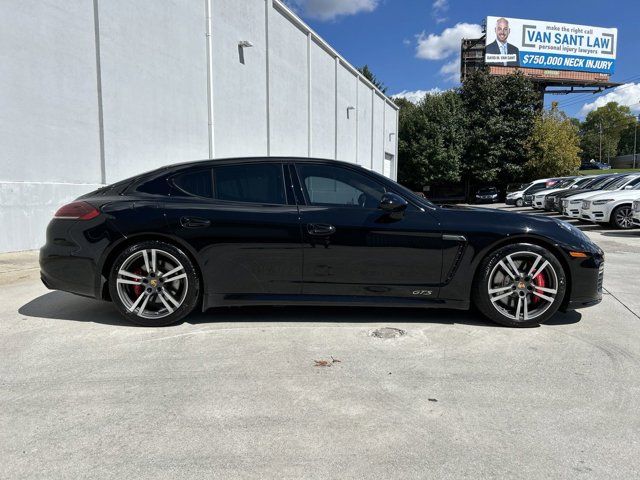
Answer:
[238,40,254,48]
[389,132,396,141]
[347,106,356,119]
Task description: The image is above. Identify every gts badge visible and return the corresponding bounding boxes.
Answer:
[412,290,433,296]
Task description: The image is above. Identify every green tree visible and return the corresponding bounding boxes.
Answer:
[618,115,640,157]
[460,70,540,196]
[580,102,636,162]
[397,91,466,190]
[358,65,387,94]
[526,107,581,177]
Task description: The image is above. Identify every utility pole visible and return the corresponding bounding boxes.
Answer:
[599,122,603,163]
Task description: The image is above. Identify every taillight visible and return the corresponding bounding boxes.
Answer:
[54,201,100,220]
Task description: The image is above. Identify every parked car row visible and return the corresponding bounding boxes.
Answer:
[517,173,640,229]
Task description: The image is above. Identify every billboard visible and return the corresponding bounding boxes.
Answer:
[485,17,617,74]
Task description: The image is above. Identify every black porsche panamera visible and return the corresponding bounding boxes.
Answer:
[40,158,604,327]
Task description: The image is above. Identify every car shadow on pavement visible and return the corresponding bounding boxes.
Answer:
[19,291,582,328]
[601,231,640,238]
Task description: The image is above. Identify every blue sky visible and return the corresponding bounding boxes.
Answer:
[285,0,640,118]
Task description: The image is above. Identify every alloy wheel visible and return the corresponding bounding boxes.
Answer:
[487,251,559,322]
[116,249,188,320]
[614,207,634,229]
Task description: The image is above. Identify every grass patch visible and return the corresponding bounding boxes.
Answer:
[578,168,640,175]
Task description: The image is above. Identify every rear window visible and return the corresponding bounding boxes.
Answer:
[214,164,286,205]
[173,169,213,198]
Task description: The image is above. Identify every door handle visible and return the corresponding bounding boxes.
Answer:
[306,223,336,236]
[180,216,211,228]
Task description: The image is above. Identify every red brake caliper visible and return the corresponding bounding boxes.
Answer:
[132,268,145,297]
[532,270,547,304]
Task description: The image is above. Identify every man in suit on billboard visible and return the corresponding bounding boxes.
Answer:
[486,17,520,67]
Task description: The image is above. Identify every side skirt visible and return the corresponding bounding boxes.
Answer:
[203,293,470,311]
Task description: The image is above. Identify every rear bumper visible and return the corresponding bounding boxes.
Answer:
[39,217,120,299]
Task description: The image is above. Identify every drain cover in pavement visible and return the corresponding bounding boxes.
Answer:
[370,327,406,339]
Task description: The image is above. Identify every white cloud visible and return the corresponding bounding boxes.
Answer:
[416,22,482,60]
[286,0,379,21]
[432,0,448,23]
[392,88,443,104]
[439,58,460,83]
[579,83,640,116]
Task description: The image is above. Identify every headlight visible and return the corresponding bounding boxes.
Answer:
[593,199,614,205]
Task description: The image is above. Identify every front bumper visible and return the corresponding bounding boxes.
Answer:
[563,247,604,311]
[565,204,583,218]
[505,197,518,205]
[580,209,608,223]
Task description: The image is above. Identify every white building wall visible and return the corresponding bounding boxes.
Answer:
[309,40,337,160]
[268,7,309,157]
[357,81,374,169]
[99,0,210,182]
[372,94,385,175]
[336,62,358,163]
[0,0,398,253]
[0,0,103,253]
[211,0,269,158]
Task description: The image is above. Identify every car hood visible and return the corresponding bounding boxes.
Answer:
[586,189,640,201]
[564,189,609,201]
[534,187,565,196]
[435,205,597,252]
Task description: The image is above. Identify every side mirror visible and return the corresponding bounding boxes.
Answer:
[625,185,634,190]
[379,192,408,215]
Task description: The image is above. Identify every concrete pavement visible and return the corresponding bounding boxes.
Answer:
[1,207,639,479]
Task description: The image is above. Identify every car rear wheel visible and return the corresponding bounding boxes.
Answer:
[109,241,200,326]
[515,198,524,207]
[472,244,566,327]
[610,205,635,229]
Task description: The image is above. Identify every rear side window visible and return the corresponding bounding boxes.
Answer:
[214,163,286,205]
[173,169,213,198]
[526,183,547,194]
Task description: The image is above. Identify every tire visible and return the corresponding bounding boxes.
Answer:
[515,198,524,207]
[609,204,635,229]
[472,243,566,327]
[108,240,200,327]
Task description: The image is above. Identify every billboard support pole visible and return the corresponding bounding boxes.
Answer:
[634,116,638,170]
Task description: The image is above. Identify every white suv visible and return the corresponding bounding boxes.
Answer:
[506,178,556,207]
[563,175,640,219]
[633,200,640,227]
[532,177,582,209]
[579,184,640,229]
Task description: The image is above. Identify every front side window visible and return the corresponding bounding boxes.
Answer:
[214,163,286,205]
[296,164,385,209]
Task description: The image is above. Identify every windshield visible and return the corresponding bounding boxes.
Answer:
[604,176,634,190]
[555,179,574,188]
[573,177,595,188]
[589,176,617,189]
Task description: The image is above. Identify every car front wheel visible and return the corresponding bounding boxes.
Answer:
[109,241,200,326]
[472,244,566,327]
[610,205,635,229]
[515,198,524,207]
